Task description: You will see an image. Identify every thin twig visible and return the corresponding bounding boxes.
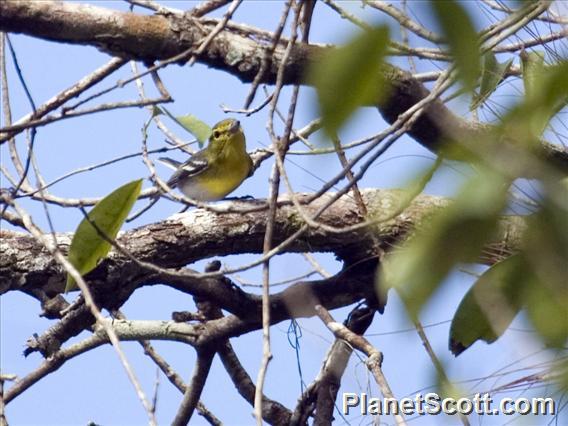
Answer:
[494,28,568,52]
[321,0,371,30]
[365,0,443,43]
[243,1,291,108]
[0,97,171,134]
[125,0,180,14]
[0,57,126,143]
[400,0,416,74]
[221,92,273,116]
[302,253,331,278]
[22,144,189,197]
[220,341,293,423]
[190,0,232,18]
[481,0,567,25]
[187,0,244,67]
[2,34,38,216]
[254,2,300,422]
[0,33,25,183]
[413,319,470,426]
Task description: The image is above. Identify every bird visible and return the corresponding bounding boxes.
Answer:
[158,118,253,201]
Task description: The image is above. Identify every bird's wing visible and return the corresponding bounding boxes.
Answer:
[164,150,209,188]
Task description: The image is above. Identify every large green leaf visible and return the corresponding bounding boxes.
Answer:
[449,255,525,356]
[310,25,390,137]
[449,192,568,354]
[381,170,509,317]
[470,52,513,110]
[65,179,143,292]
[431,0,481,92]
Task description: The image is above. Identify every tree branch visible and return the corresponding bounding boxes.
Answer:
[172,348,215,425]
[218,341,292,425]
[1,190,527,357]
[0,190,526,296]
[1,1,566,174]
[312,306,375,425]
[315,305,407,426]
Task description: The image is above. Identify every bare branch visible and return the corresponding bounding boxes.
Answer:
[300,306,375,425]
[365,1,443,43]
[0,57,126,142]
[111,310,222,425]
[1,190,528,295]
[190,0,232,18]
[172,349,215,425]
[315,305,407,426]
[218,342,292,425]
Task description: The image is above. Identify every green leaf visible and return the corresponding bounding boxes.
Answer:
[433,361,464,400]
[470,52,513,110]
[162,108,212,146]
[449,255,525,356]
[524,279,568,348]
[310,25,390,137]
[523,201,568,289]
[520,50,545,101]
[521,200,568,347]
[529,61,568,134]
[503,60,568,152]
[175,114,212,145]
[449,189,568,354]
[65,179,143,292]
[381,169,509,317]
[431,0,481,92]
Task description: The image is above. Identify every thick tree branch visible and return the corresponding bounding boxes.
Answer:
[20,256,379,358]
[2,190,527,359]
[1,1,566,174]
[1,190,526,295]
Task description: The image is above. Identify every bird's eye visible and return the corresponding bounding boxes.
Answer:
[213,130,221,139]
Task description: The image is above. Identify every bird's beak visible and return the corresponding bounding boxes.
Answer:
[229,120,241,134]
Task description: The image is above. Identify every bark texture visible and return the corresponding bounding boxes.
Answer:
[1,190,526,297]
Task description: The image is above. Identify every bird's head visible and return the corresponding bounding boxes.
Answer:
[208,119,246,156]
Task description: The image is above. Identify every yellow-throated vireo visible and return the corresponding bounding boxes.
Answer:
[159,119,253,201]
